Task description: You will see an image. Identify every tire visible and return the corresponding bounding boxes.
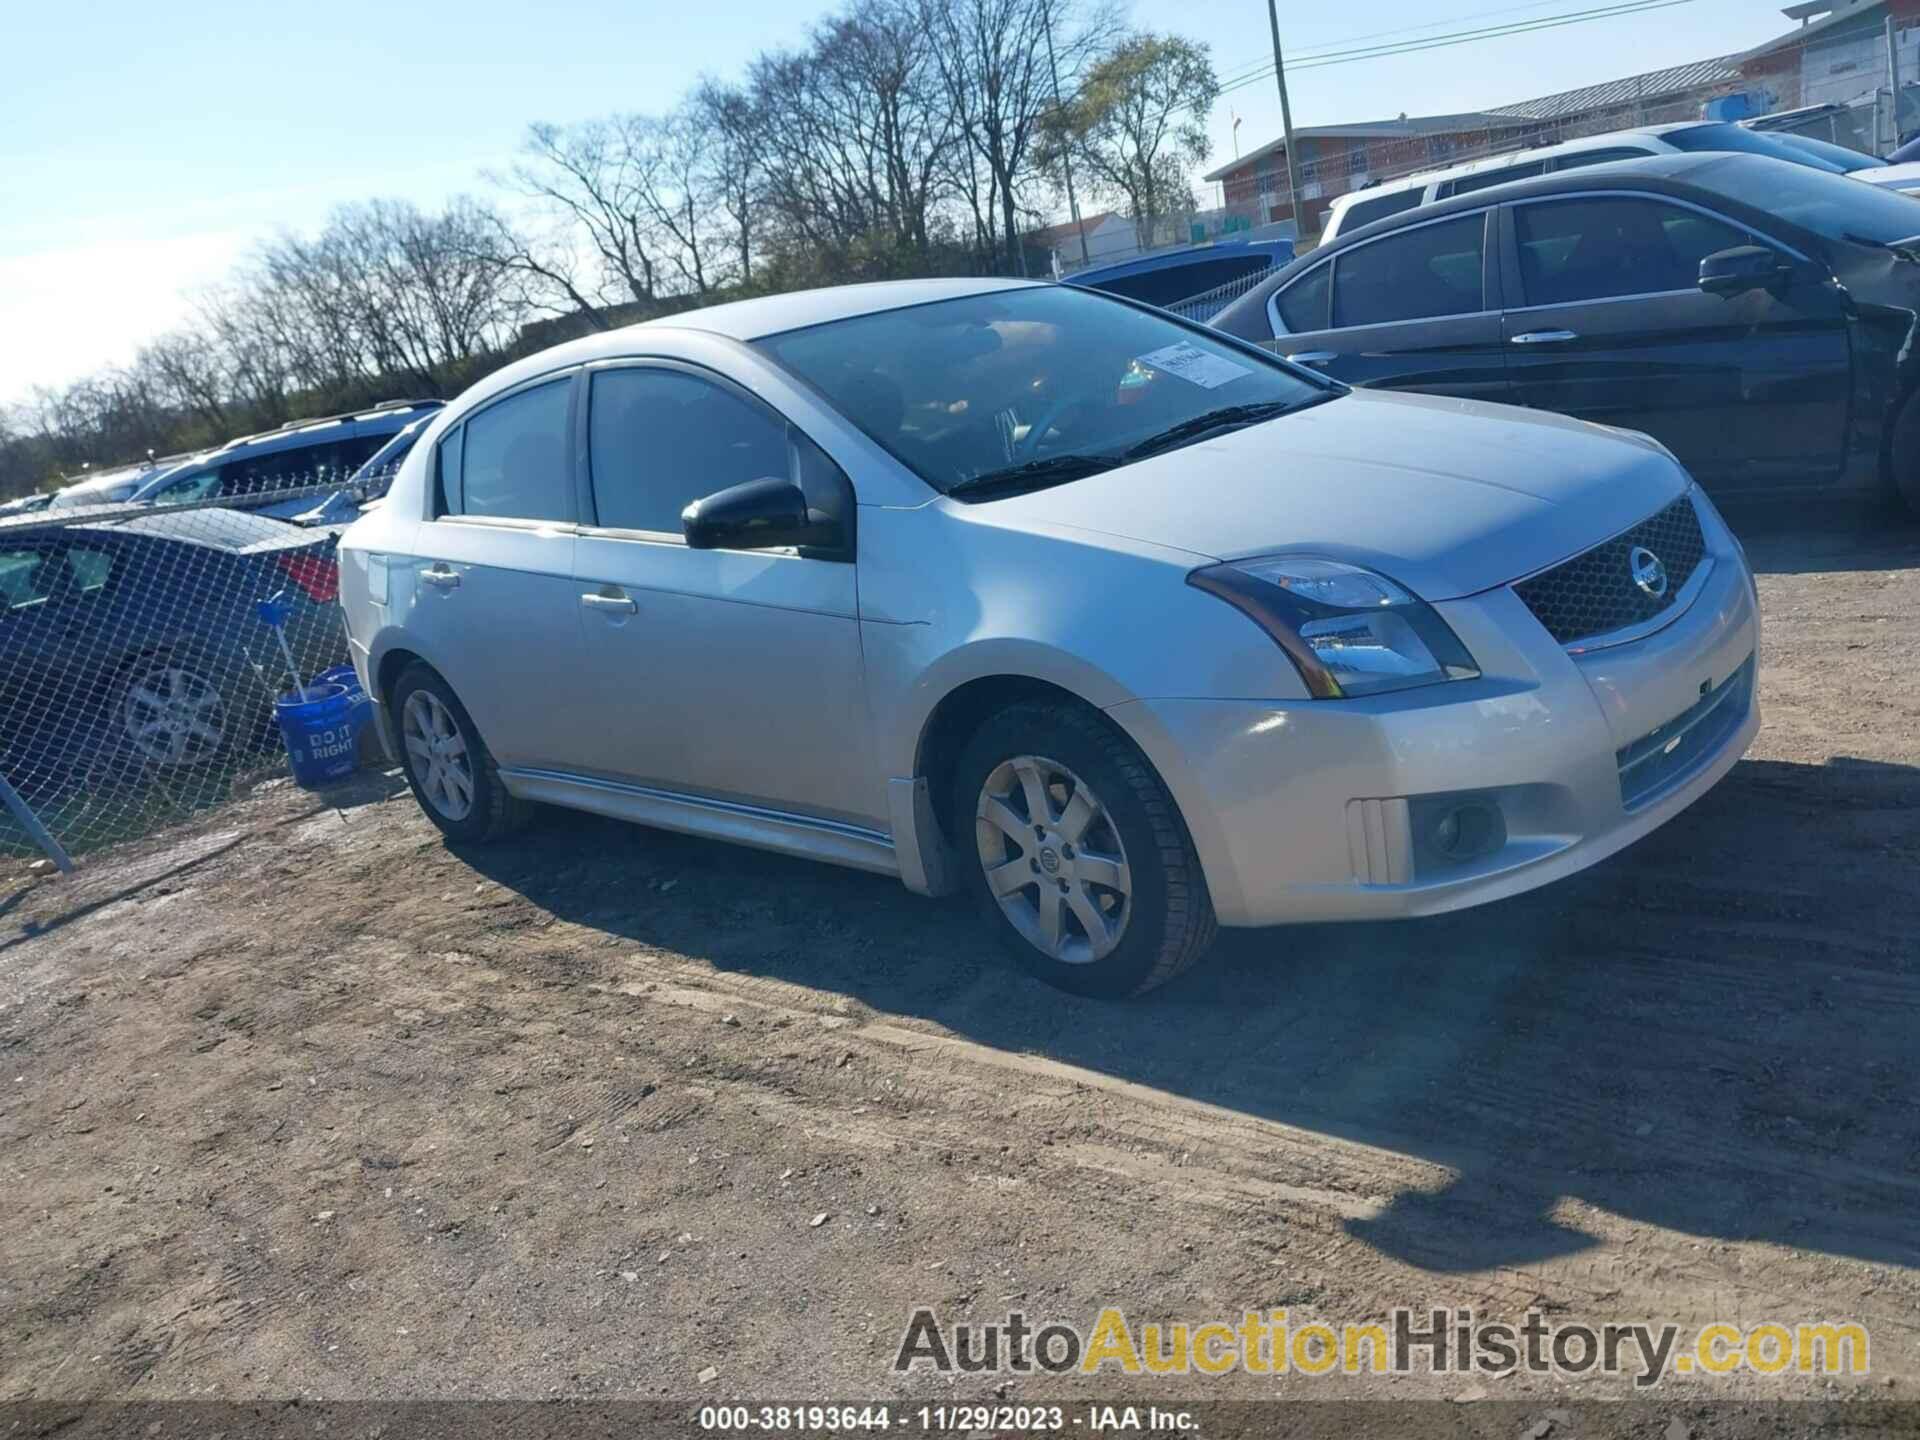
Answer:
[1888,391,1920,519]
[950,699,1217,998]
[110,649,254,772]
[390,663,530,844]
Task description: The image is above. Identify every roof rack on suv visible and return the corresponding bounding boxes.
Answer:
[274,399,441,432]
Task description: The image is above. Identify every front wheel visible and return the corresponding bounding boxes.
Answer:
[952,700,1217,998]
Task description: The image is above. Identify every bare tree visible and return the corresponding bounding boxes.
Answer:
[1041,32,1217,249]
[929,0,1114,271]
[689,80,762,286]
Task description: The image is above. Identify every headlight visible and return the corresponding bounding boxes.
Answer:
[1187,555,1480,698]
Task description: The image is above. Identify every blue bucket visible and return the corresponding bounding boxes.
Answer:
[274,681,367,789]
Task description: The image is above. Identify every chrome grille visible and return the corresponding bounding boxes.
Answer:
[1513,494,1707,646]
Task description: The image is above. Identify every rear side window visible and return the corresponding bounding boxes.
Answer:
[1274,264,1331,333]
[587,368,790,534]
[447,379,572,522]
[1338,188,1424,233]
[1332,214,1486,328]
[1551,146,1657,172]
[1442,160,1544,197]
[1514,197,1749,306]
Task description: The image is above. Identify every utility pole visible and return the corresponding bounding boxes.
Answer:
[1887,15,1903,151]
[1043,0,1091,267]
[1265,0,1306,242]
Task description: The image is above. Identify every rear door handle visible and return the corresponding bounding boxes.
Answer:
[1510,329,1578,345]
[420,566,460,590]
[581,589,638,615]
[1287,350,1338,365]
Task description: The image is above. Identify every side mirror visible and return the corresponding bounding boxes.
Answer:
[682,477,841,554]
[1699,245,1792,298]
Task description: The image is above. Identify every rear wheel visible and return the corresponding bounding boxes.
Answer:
[390,663,529,843]
[114,653,250,769]
[952,700,1216,998]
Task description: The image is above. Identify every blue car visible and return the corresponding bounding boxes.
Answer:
[0,508,348,798]
[131,400,445,519]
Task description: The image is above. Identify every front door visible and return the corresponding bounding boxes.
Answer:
[1497,194,1852,492]
[569,361,881,830]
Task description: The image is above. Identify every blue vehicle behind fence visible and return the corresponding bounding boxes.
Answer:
[129,400,445,519]
[1065,237,1297,323]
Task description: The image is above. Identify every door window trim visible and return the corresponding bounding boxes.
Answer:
[1499,188,1811,314]
[427,366,582,527]
[575,355,826,555]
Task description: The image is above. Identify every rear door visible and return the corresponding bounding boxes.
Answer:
[1264,210,1511,406]
[1496,192,1852,491]
[399,373,588,771]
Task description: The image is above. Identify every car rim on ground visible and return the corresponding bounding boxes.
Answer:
[122,663,228,766]
[402,690,475,822]
[975,754,1132,965]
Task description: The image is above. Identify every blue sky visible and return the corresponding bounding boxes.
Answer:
[1,0,1794,406]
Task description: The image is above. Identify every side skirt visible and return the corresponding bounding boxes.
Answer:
[498,766,900,878]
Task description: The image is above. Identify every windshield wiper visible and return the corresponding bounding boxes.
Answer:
[944,452,1121,501]
[1121,401,1298,462]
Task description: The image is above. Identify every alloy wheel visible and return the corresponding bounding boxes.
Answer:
[122,663,228,766]
[402,689,475,822]
[975,754,1132,965]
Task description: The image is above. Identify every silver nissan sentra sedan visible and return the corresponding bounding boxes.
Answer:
[338,278,1759,997]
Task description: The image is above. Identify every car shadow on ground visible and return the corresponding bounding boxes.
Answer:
[455,746,1920,1279]
[1720,498,1920,575]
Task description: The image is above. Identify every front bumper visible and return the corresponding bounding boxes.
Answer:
[1108,504,1760,928]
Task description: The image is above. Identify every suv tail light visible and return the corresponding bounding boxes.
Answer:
[273,550,339,603]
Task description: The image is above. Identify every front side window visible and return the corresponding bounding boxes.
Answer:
[587,368,790,533]
[1332,213,1486,328]
[755,285,1328,495]
[1514,197,1749,306]
[448,379,572,522]
[154,465,225,504]
[1274,263,1331,333]
[0,549,52,609]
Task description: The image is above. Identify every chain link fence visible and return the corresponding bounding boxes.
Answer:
[0,466,399,869]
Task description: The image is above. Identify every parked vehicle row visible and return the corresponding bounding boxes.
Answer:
[1214,152,1920,515]
[1322,119,1920,243]
[339,276,1758,998]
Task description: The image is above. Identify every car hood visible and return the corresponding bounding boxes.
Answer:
[1852,161,1920,192]
[975,389,1690,601]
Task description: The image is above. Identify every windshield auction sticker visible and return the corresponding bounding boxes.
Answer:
[1136,342,1250,389]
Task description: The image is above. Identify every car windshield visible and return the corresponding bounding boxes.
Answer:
[1684,153,1920,245]
[1663,122,1849,172]
[754,285,1331,496]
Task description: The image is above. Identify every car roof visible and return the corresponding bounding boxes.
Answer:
[1332,126,1674,210]
[72,506,318,553]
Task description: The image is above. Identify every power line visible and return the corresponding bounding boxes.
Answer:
[1211,0,1601,87]
[1215,0,1706,99]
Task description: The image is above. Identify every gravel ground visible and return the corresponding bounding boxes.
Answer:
[1,507,1916,1414]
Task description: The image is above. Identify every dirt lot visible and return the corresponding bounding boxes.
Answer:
[1,508,1917,1414]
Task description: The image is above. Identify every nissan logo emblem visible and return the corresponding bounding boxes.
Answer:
[1629,545,1669,600]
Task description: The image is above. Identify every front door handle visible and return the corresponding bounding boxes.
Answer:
[420,566,461,590]
[1510,329,1578,345]
[581,589,638,615]
[1287,350,1338,365]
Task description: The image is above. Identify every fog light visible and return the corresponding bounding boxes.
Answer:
[1409,795,1508,873]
